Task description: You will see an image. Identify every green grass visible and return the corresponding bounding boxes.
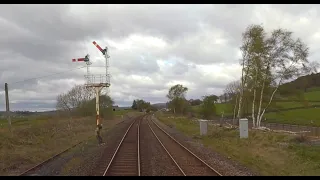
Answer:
[304,91,320,101]
[189,90,320,127]
[283,89,320,101]
[272,101,320,109]
[192,101,320,117]
[306,87,320,92]
[192,103,233,117]
[113,109,135,116]
[190,101,320,126]
[264,108,320,126]
[156,112,320,176]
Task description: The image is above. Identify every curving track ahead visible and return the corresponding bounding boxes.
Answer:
[102,114,144,176]
[147,115,222,176]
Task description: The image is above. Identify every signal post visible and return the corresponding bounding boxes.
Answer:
[72,41,111,144]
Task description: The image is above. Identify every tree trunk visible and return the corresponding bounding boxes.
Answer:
[233,93,239,121]
[251,89,257,128]
[257,55,291,126]
[237,57,248,120]
[251,62,259,128]
[236,94,243,119]
[246,95,249,116]
[256,80,266,128]
[258,80,282,125]
[237,82,247,120]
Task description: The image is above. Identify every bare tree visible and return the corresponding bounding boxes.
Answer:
[56,84,95,115]
[224,80,241,122]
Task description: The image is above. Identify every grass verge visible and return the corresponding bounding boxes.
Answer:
[0,110,140,176]
[264,108,320,126]
[156,112,320,176]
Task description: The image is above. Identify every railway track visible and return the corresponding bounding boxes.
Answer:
[102,114,144,176]
[147,115,222,176]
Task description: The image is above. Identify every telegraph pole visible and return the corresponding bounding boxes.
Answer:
[4,83,11,131]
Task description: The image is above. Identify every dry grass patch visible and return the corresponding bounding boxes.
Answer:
[0,110,140,176]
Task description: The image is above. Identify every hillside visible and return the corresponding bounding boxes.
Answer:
[191,93,320,126]
[190,73,320,126]
[280,73,320,93]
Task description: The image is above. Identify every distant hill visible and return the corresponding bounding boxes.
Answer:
[280,72,320,92]
[152,103,167,109]
[117,106,131,110]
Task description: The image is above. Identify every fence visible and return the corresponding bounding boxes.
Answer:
[208,119,320,137]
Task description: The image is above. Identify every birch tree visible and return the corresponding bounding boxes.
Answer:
[236,25,254,120]
[256,31,313,127]
[240,24,269,127]
[240,24,315,128]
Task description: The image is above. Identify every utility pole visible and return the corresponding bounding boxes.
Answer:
[4,83,11,131]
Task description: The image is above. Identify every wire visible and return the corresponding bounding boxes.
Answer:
[0,65,88,92]
[11,66,87,84]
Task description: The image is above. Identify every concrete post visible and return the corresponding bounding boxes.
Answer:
[199,120,208,136]
[239,118,248,138]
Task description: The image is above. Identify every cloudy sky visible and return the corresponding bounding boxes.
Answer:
[0,4,320,111]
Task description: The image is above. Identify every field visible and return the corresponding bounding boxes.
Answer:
[192,103,233,117]
[304,90,320,101]
[264,108,320,126]
[287,88,320,101]
[156,112,320,176]
[191,90,320,126]
[0,109,139,176]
